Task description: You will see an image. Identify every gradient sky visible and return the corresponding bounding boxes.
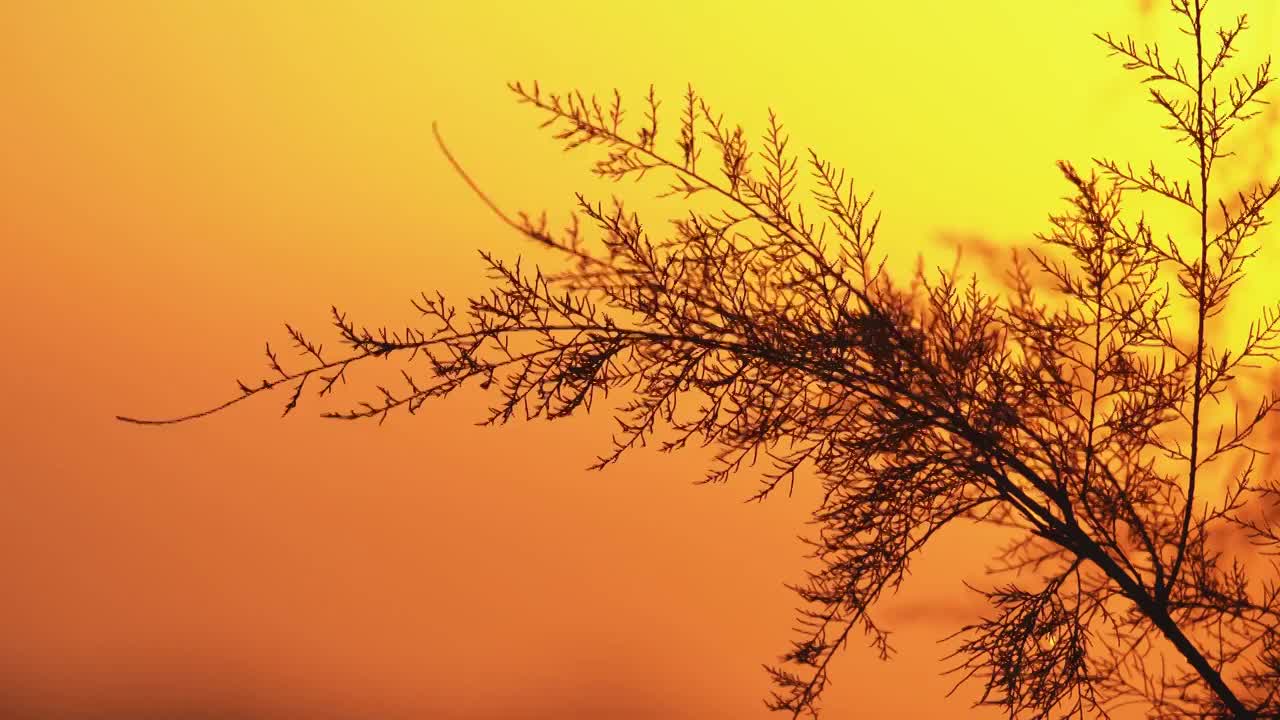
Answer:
[3,2,1278,718]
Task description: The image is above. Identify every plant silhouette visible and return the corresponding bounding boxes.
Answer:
[120,1,1280,717]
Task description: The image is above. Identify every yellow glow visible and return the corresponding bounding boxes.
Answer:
[2,2,1277,717]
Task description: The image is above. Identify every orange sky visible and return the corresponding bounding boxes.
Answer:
[2,2,1278,718]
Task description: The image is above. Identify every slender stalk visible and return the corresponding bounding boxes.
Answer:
[1166,0,1210,608]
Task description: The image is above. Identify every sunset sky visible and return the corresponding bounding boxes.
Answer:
[3,2,1279,718]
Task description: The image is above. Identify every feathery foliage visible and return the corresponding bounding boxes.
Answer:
[121,2,1280,717]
